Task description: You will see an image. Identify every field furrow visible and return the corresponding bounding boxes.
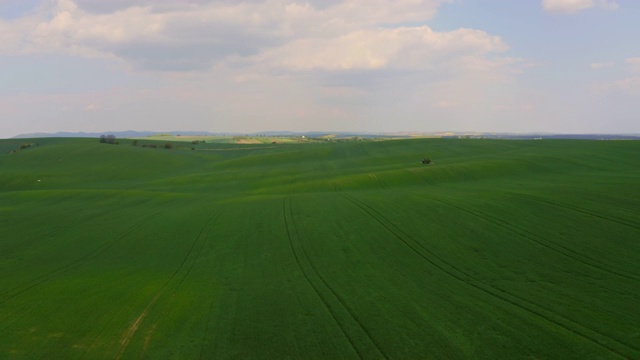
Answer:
[2,137,639,359]
[0,212,160,306]
[515,191,640,230]
[115,210,219,359]
[342,192,639,358]
[283,197,388,359]
[421,192,640,282]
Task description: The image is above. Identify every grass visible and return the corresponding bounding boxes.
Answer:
[1,137,639,359]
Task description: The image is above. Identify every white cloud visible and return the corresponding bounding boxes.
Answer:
[2,0,500,73]
[0,16,37,53]
[593,77,640,93]
[255,26,507,71]
[432,100,456,109]
[590,61,614,69]
[542,0,618,14]
[602,77,640,91]
[493,103,534,113]
[626,58,640,72]
[0,0,536,137]
[591,58,640,93]
[614,77,640,89]
[3,1,290,69]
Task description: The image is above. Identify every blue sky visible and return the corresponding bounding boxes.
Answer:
[1,0,638,138]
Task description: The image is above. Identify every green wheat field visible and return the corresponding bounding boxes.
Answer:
[1,137,639,359]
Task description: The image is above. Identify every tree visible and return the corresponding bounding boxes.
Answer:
[101,134,117,144]
[164,143,173,149]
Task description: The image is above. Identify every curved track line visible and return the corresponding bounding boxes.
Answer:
[288,198,389,360]
[2,211,104,257]
[513,191,640,231]
[284,198,389,359]
[282,198,363,359]
[421,193,640,282]
[198,288,218,360]
[115,211,218,360]
[0,212,161,305]
[139,221,215,360]
[341,193,638,358]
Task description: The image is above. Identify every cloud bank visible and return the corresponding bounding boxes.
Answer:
[4,0,636,137]
[1,0,513,75]
[542,0,618,14]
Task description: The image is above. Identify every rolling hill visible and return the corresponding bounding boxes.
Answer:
[1,137,639,359]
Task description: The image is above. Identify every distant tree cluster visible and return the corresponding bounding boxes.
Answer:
[6,143,37,154]
[139,143,173,149]
[99,135,117,144]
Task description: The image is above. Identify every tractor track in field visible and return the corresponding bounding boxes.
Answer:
[84,209,203,359]
[340,193,473,281]
[198,284,218,360]
[2,211,104,258]
[115,211,218,360]
[156,212,218,360]
[283,198,388,360]
[282,198,362,359]
[413,193,640,354]
[512,191,640,231]
[0,212,160,306]
[341,193,639,359]
[421,193,640,282]
[139,217,214,360]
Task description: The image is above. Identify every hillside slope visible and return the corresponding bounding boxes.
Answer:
[1,138,639,359]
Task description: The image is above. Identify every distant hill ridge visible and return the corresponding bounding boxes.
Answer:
[11,130,640,140]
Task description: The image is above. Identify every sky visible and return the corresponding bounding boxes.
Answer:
[0,0,639,138]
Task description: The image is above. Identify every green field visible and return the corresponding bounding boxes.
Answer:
[1,137,639,359]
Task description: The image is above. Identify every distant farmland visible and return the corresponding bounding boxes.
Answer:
[1,137,639,359]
